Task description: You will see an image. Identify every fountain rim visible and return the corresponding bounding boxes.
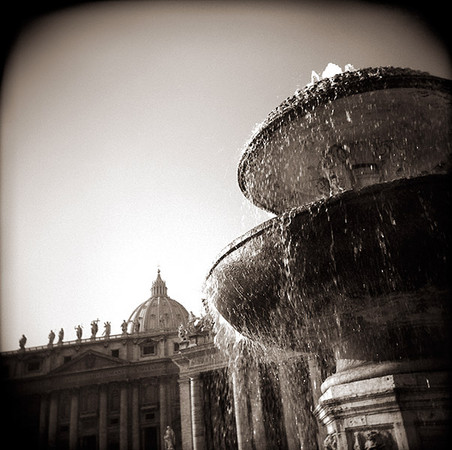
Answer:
[205,174,447,282]
[206,212,276,280]
[237,66,452,213]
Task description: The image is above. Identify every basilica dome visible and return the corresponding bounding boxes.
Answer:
[128,270,189,333]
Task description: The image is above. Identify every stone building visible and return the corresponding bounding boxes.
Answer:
[1,270,321,450]
[1,271,192,450]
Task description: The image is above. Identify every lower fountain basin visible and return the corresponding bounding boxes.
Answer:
[205,175,451,366]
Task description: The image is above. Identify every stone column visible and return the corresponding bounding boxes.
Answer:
[278,361,299,450]
[178,376,193,450]
[190,375,205,450]
[99,385,108,450]
[247,365,266,449]
[306,355,323,405]
[48,391,58,449]
[277,356,322,449]
[39,394,48,450]
[165,380,173,433]
[232,366,253,450]
[159,378,171,448]
[306,354,328,448]
[69,389,79,450]
[132,382,140,450]
[119,383,128,450]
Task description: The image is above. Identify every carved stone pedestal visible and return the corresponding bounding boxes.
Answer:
[315,363,450,449]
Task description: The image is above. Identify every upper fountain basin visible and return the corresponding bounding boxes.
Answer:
[238,67,451,214]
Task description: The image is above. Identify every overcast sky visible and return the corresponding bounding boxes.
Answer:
[1,0,450,351]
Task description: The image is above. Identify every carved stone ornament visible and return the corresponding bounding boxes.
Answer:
[353,429,395,450]
[324,432,337,450]
[178,313,213,341]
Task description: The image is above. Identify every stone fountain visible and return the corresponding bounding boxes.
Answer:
[205,67,451,449]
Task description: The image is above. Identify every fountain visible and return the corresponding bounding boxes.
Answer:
[205,66,451,449]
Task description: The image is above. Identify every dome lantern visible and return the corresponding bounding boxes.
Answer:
[151,269,168,297]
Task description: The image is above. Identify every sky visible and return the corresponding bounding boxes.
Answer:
[1,0,450,351]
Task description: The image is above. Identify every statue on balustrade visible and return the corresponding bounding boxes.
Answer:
[19,334,27,349]
[90,319,99,339]
[121,319,128,335]
[133,317,140,333]
[75,325,83,341]
[48,330,55,346]
[103,321,111,338]
[58,328,64,344]
[178,311,213,341]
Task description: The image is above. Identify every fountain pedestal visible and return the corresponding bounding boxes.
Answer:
[206,67,451,449]
[316,366,450,450]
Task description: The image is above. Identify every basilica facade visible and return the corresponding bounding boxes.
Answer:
[1,271,193,449]
[1,271,316,450]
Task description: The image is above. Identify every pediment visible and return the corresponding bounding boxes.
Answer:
[52,350,128,374]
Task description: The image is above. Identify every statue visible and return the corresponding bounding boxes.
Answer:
[48,330,55,346]
[364,431,382,450]
[121,320,128,335]
[178,311,213,341]
[164,425,176,450]
[19,334,27,349]
[75,325,83,340]
[90,319,99,339]
[103,321,111,338]
[58,328,64,344]
[352,430,388,450]
[133,317,140,334]
[178,323,188,341]
[187,310,196,324]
